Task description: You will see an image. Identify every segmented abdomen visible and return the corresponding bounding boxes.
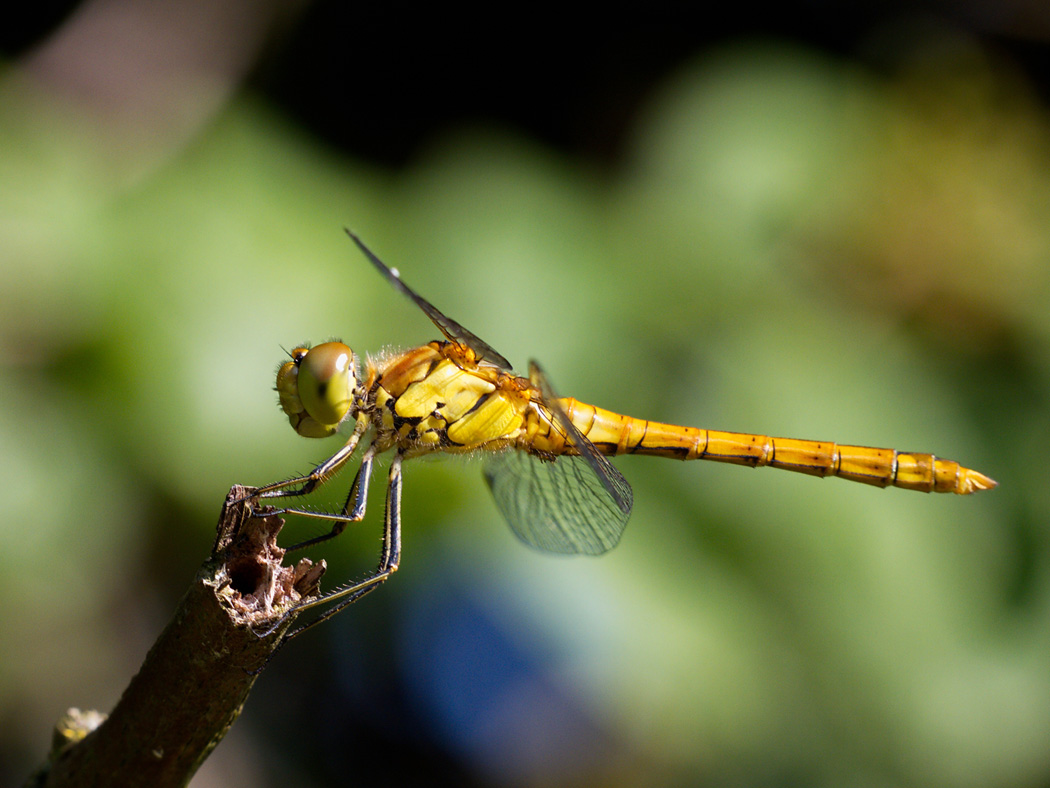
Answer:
[555,398,996,495]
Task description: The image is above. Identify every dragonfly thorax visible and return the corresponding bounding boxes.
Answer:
[276,342,359,438]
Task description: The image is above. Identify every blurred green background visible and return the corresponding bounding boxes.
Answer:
[2,3,1047,786]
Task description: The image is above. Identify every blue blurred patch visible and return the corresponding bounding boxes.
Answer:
[399,576,617,784]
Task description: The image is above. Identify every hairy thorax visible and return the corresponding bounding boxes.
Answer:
[366,342,536,458]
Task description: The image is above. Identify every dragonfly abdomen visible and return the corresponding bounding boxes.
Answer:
[562,399,996,495]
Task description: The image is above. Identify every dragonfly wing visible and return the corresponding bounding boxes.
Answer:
[484,449,632,555]
[483,360,633,556]
[346,229,513,370]
[527,360,634,517]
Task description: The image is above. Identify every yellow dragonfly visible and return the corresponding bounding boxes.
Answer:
[253,230,997,636]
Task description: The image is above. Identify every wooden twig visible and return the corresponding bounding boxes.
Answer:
[27,486,324,788]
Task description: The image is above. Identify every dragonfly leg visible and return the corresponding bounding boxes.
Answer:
[276,446,376,553]
[261,452,403,643]
[253,418,368,501]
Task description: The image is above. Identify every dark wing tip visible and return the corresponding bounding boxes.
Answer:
[344,227,514,370]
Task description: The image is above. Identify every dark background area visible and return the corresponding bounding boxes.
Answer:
[7,1,1050,167]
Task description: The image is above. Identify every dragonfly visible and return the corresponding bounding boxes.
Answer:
[252,229,997,637]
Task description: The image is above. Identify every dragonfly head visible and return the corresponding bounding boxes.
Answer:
[276,342,358,438]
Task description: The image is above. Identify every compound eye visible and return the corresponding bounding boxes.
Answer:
[296,342,356,429]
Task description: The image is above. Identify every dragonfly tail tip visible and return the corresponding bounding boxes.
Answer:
[961,469,998,494]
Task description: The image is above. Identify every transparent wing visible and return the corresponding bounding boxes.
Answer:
[346,229,513,370]
[482,360,633,556]
[484,449,632,555]
[528,360,634,516]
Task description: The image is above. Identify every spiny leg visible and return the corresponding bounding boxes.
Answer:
[254,417,368,501]
[273,452,404,642]
[278,445,377,553]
